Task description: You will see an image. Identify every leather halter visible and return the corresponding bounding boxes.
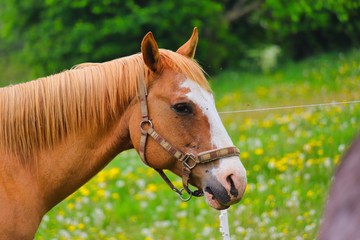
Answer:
[137,75,240,201]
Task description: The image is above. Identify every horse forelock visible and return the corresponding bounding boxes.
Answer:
[0,49,209,161]
[159,49,211,93]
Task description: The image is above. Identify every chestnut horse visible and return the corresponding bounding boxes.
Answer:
[0,28,246,239]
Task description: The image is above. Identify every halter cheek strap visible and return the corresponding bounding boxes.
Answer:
[137,75,240,201]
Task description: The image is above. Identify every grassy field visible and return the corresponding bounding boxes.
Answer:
[2,49,360,239]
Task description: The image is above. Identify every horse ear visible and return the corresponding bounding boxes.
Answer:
[141,32,161,72]
[176,27,198,59]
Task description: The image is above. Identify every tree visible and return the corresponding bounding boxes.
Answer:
[1,0,232,76]
[1,0,359,77]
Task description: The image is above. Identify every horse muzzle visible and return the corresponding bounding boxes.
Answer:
[202,156,247,210]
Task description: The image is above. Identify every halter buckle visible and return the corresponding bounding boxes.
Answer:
[182,153,198,169]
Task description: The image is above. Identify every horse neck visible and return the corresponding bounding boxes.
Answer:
[36,63,144,208]
[0,57,143,221]
[36,107,134,209]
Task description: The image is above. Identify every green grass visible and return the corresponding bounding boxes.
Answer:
[2,49,360,239]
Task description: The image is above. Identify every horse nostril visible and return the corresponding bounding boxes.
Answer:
[226,175,239,197]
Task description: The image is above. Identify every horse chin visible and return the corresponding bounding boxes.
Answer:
[204,191,230,210]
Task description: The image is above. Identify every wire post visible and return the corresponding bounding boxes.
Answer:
[219,209,231,240]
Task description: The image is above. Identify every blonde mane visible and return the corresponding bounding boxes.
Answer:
[0,49,209,159]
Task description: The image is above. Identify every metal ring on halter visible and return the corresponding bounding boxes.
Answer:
[178,188,193,202]
[139,120,153,134]
[182,153,198,169]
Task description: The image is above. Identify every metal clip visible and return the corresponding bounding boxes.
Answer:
[178,188,192,202]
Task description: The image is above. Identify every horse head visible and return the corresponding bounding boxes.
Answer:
[129,28,247,210]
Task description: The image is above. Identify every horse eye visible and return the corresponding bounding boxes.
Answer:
[171,103,193,115]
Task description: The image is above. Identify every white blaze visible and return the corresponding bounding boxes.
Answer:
[181,79,232,148]
[180,79,246,176]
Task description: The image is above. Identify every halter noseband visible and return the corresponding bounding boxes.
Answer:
[137,75,240,201]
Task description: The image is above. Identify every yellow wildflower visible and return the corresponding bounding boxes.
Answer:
[240,151,250,159]
[254,148,264,156]
[145,183,158,193]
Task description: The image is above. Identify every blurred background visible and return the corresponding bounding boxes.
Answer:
[0,0,359,82]
[1,1,360,239]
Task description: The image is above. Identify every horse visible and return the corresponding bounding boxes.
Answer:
[0,28,247,239]
[318,135,360,240]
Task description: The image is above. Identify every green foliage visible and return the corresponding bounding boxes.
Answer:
[1,0,232,76]
[0,0,359,77]
[260,0,360,58]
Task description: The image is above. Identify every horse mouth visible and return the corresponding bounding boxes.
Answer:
[203,186,232,210]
